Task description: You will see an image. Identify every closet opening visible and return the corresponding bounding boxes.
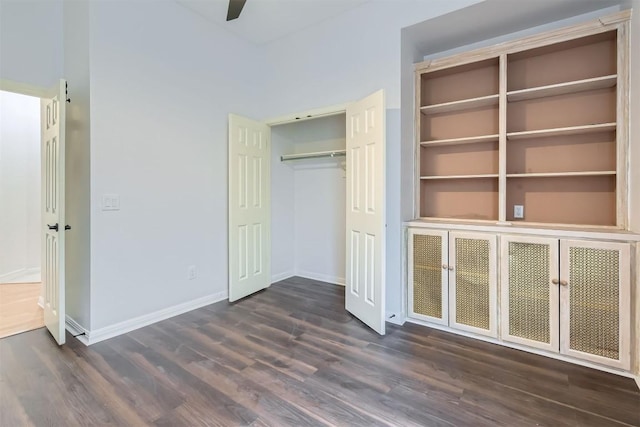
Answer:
[270,113,347,287]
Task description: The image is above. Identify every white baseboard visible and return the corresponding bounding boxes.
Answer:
[0,267,40,283]
[386,311,406,326]
[65,315,90,345]
[271,270,295,283]
[38,295,44,309]
[635,375,640,391]
[295,270,345,286]
[83,291,228,345]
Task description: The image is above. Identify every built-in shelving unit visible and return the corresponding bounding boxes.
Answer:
[409,10,635,378]
[415,23,624,227]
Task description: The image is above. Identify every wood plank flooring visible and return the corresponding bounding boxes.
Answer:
[0,282,44,339]
[1,277,638,426]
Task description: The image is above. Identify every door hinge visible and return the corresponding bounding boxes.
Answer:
[65,82,71,103]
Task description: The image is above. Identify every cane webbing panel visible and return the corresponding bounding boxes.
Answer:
[455,238,490,330]
[413,234,443,319]
[508,242,550,344]
[569,247,619,360]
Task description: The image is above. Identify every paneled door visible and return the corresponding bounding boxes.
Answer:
[448,232,497,337]
[345,90,386,335]
[501,236,559,352]
[408,228,448,325]
[42,79,67,345]
[560,240,630,370]
[228,114,271,302]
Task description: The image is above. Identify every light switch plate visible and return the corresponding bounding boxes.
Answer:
[102,194,120,211]
[514,205,524,219]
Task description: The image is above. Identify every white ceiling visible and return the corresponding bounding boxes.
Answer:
[176,0,371,45]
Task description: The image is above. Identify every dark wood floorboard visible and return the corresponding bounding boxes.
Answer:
[1,276,639,426]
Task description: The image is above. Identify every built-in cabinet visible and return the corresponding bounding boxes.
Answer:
[409,229,497,337]
[407,11,637,376]
[501,236,630,369]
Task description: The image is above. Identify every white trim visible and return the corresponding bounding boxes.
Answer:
[295,270,345,286]
[386,311,406,326]
[65,315,89,345]
[85,291,228,345]
[265,103,348,126]
[0,267,41,283]
[271,270,295,283]
[38,296,44,309]
[0,79,48,98]
[405,317,635,378]
[405,220,640,242]
[635,376,640,391]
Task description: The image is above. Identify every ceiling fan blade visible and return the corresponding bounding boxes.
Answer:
[227,0,247,21]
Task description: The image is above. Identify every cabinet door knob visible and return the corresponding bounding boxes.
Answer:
[551,278,559,285]
[560,280,568,286]
[448,266,454,271]
[442,264,448,270]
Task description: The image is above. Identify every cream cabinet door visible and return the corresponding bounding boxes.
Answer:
[408,229,448,325]
[559,240,631,370]
[501,236,560,352]
[448,232,497,337]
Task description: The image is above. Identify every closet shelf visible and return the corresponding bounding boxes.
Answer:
[420,174,499,180]
[507,171,616,178]
[507,74,617,102]
[420,94,499,115]
[420,134,499,147]
[507,123,616,140]
[281,149,346,162]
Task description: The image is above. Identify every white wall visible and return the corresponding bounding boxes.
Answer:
[88,0,265,330]
[64,0,91,328]
[271,115,346,285]
[271,126,295,281]
[0,91,41,282]
[262,0,481,319]
[0,0,63,88]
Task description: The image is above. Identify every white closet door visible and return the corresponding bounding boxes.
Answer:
[42,79,66,345]
[228,114,271,302]
[345,90,386,335]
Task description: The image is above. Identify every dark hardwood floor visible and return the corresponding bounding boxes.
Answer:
[1,277,639,426]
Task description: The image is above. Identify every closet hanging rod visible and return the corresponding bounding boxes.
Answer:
[280,149,346,162]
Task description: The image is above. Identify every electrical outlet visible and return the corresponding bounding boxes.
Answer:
[514,205,524,219]
[187,265,197,280]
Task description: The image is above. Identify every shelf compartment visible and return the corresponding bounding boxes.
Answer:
[421,178,498,221]
[421,141,498,177]
[507,31,616,91]
[422,105,499,141]
[421,174,499,180]
[507,123,616,140]
[507,171,615,178]
[421,94,498,115]
[421,57,499,106]
[507,131,616,175]
[507,88,616,134]
[507,75,617,102]
[420,134,499,147]
[506,175,615,226]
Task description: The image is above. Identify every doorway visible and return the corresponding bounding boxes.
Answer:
[0,89,44,339]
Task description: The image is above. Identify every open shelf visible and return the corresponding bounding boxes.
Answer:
[507,75,617,102]
[421,94,499,115]
[507,171,616,178]
[420,134,499,147]
[421,178,498,221]
[421,174,499,180]
[506,175,616,226]
[507,31,616,91]
[507,123,616,140]
[421,57,499,106]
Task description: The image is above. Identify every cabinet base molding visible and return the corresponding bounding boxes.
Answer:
[405,317,635,379]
